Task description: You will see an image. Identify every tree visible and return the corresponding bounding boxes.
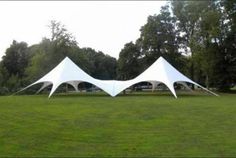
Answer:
[48,20,77,66]
[171,1,211,88]
[188,1,221,88]
[171,1,236,91]
[26,21,78,83]
[80,48,117,80]
[0,40,29,92]
[219,0,236,90]
[26,21,117,91]
[2,40,28,78]
[117,42,141,80]
[138,5,183,72]
[49,20,77,46]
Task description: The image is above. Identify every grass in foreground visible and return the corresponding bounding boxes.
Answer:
[0,91,236,157]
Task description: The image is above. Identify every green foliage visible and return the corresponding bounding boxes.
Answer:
[2,40,29,78]
[80,48,117,80]
[115,1,235,91]
[5,74,21,92]
[215,0,236,90]
[0,41,29,92]
[222,0,236,31]
[25,21,78,84]
[25,49,48,82]
[0,87,9,95]
[0,20,117,94]
[171,1,236,90]
[117,5,187,80]
[117,42,141,80]
[139,5,180,64]
[0,63,8,86]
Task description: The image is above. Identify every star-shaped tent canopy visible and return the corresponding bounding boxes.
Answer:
[18,56,218,98]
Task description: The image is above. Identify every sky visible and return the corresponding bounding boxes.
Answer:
[0,1,166,59]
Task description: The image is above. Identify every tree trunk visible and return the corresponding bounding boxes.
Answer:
[130,85,135,93]
[65,83,68,93]
[123,90,126,95]
[206,74,209,89]
[190,61,195,90]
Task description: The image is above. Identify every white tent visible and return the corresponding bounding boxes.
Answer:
[19,56,218,98]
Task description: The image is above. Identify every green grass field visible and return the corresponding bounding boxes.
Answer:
[0,91,236,157]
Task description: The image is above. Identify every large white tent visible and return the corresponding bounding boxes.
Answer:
[19,56,218,98]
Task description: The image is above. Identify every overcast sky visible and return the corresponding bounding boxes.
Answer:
[0,1,166,59]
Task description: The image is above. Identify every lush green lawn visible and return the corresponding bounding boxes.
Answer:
[0,91,236,157]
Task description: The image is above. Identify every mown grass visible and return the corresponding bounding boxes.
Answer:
[0,91,236,157]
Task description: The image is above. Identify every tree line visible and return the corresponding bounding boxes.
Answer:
[0,1,235,95]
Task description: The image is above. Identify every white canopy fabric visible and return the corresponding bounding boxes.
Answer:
[19,56,218,98]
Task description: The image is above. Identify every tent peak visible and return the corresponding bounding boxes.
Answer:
[62,56,73,62]
[59,57,78,68]
[158,56,167,63]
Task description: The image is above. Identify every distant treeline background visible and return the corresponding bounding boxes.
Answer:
[0,1,235,95]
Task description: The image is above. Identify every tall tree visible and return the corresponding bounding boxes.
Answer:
[81,48,117,80]
[117,42,141,80]
[214,0,236,90]
[171,1,210,88]
[26,21,78,82]
[139,5,183,71]
[189,1,221,87]
[2,40,28,78]
[172,1,236,91]
[48,20,77,66]
[0,40,29,91]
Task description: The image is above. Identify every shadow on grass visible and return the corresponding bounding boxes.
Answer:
[224,90,236,94]
[48,90,213,99]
